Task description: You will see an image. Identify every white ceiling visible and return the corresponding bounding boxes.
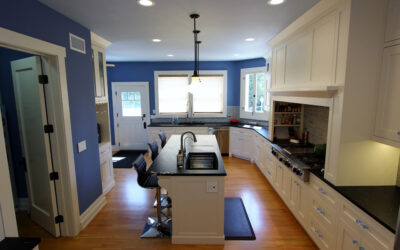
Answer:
[39,0,319,62]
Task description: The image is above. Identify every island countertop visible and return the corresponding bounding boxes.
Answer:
[147,135,227,176]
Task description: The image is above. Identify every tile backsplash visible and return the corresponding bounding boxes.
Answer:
[303,105,329,145]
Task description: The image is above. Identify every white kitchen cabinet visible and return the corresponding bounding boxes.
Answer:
[385,0,400,43]
[338,198,395,250]
[374,44,400,145]
[99,142,114,194]
[91,32,111,104]
[309,215,336,250]
[270,7,342,88]
[229,127,254,161]
[337,218,362,250]
[274,159,284,193]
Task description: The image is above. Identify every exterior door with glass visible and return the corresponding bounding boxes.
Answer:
[113,82,150,150]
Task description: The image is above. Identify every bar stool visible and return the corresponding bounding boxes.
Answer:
[133,155,171,238]
[158,131,167,148]
[147,141,159,161]
[148,140,171,208]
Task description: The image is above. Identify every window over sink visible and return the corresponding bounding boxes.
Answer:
[154,70,227,118]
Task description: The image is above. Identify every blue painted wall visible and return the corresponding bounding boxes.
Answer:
[0,47,34,198]
[1,0,102,214]
[107,58,265,144]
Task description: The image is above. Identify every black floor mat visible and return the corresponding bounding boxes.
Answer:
[112,150,146,168]
[224,197,256,240]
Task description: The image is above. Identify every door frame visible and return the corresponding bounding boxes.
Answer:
[0,27,80,236]
[111,82,150,151]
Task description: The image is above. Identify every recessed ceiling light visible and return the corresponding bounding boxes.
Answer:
[152,38,161,42]
[268,0,285,5]
[234,54,239,56]
[167,54,174,57]
[138,0,154,7]
[245,37,255,42]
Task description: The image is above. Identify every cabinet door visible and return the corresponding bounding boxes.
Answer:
[281,167,291,202]
[385,0,400,43]
[274,161,284,191]
[289,176,309,223]
[375,45,400,143]
[310,11,337,85]
[273,45,286,88]
[337,219,362,250]
[285,32,313,86]
[93,45,108,101]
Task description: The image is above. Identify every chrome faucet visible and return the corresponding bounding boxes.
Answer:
[180,131,197,156]
[177,131,197,167]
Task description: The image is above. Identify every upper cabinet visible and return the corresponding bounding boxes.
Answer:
[385,0,400,43]
[374,46,400,146]
[269,0,349,89]
[91,32,111,104]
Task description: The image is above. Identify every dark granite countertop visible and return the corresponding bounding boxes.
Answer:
[310,169,399,233]
[149,122,270,142]
[147,135,226,176]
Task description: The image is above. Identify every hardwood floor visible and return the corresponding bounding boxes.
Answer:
[17,156,317,249]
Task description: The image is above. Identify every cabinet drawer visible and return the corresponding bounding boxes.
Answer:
[309,215,335,250]
[310,193,338,232]
[310,174,339,208]
[340,198,395,250]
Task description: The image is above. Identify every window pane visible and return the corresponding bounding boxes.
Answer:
[255,73,266,113]
[128,92,134,100]
[158,76,188,113]
[193,76,224,113]
[135,92,141,100]
[245,74,254,112]
[121,92,128,101]
[122,100,141,116]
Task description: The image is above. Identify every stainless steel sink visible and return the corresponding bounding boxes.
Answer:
[185,152,218,170]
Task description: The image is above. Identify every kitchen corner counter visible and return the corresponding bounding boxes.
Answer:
[310,169,399,233]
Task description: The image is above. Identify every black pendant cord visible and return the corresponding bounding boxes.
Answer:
[191,13,200,77]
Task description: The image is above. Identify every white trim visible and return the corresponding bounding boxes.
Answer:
[79,194,106,231]
[240,67,270,121]
[102,179,115,195]
[0,108,18,237]
[111,82,151,150]
[0,27,80,236]
[153,70,228,118]
[90,31,111,48]
[69,33,86,54]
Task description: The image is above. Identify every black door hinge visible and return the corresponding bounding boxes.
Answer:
[50,172,59,181]
[55,215,64,224]
[38,75,49,84]
[44,124,54,133]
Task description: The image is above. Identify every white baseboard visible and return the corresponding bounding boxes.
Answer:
[16,198,29,212]
[102,179,115,195]
[79,194,106,230]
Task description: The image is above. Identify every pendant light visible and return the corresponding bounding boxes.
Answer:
[190,13,201,85]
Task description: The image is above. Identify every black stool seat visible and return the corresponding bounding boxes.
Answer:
[159,131,167,148]
[148,141,159,162]
[134,155,158,188]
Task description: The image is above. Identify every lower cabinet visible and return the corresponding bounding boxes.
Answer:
[99,142,114,194]
[229,127,254,161]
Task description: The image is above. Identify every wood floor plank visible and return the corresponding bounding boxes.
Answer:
[17,155,317,249]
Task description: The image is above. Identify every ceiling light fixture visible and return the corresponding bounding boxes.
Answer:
[234,54,239,56]
[190,13,202,85]
[268,0,285,5]
[245,37,255,42]
[167,54,174,57]
[138,0,154,7]
[152,38,162,42]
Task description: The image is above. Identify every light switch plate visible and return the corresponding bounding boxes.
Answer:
[206,181,218,193]
[78,140,87,153]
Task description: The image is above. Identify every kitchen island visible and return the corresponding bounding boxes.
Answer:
[148,134,226,244]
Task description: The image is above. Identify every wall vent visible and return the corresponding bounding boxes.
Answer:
[69,33,86,54]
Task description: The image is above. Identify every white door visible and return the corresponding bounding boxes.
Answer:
[113,82,150,150]
[11,56,60,237]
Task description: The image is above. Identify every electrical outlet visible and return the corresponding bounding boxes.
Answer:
[206,181,218,193]
[77,140,87,153]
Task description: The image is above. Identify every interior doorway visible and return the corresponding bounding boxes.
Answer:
[0,47,62,237]
[112,82,150,150]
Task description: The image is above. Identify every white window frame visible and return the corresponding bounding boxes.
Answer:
[154,70,227,118]
[240,66,270,121]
